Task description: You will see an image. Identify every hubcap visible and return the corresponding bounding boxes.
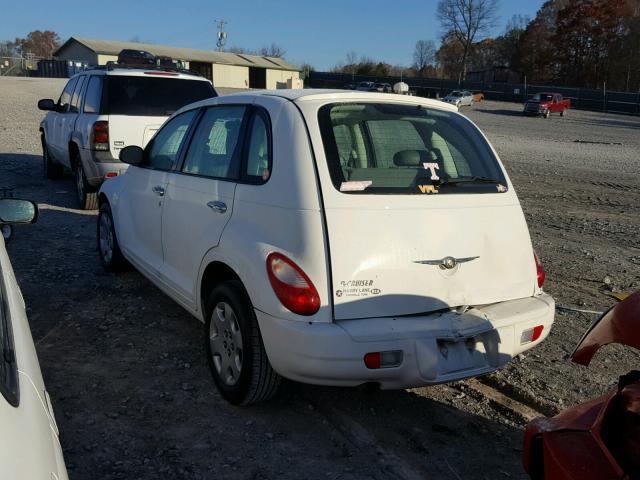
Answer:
[98,213,114,264]
[209,301,243,386]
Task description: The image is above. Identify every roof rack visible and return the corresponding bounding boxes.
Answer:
[87,62,203,77]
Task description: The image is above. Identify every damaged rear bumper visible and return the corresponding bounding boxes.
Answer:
[257,293,555,389]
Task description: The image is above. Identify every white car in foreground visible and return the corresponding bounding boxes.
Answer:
[0,199,68,478]
[98,90,554,405]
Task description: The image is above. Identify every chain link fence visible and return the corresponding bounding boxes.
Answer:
[0,56,40,77]
[308,72,640,115]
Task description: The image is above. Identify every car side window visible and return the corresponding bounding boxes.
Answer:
[57,77,78,112]
[244,110,271,183]
[145,110,198,171]
[0,274,19,407]
[83,76,103,113]
[69,76,86,113]
[182,106,246,179]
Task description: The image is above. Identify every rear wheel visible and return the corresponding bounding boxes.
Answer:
[42,136,62,179]
[205,281,281,405]
[75,160,98,210]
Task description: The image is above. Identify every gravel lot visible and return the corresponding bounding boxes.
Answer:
[1,76,639,479]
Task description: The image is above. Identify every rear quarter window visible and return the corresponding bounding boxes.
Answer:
[105,76,216,116]
[318,103,506,195]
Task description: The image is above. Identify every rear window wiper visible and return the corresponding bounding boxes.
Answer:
[435,176,503,186]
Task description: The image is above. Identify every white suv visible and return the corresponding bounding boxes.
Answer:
[38,65,216,209]
[97,90,555,405]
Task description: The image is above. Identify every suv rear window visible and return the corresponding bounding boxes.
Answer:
[318,103,507,194]
[105,76,215,116]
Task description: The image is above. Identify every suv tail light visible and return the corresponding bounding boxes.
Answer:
[534,251,545,288]
[266,252,320,316]
[91,121,109,151]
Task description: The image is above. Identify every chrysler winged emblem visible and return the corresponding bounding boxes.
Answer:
[414,256,479,270]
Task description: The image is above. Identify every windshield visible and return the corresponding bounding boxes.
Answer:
[532,94,553,102]
[318,102,507,195]
[105,76,215,116]
[449,91,462,97]
[572,292,640,366]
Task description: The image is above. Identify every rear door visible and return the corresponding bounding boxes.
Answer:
[116,109,198,275]
[49,77,77,163]
[104,74,216,159]
[160,104,247,302]
[310,101,537,320]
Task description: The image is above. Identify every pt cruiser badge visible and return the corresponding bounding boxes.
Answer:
[414,256,480,270]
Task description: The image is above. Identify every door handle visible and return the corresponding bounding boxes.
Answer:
[207,201,227,214]
[152,185,165,196]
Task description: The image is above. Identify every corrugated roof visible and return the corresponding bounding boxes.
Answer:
[55,37,299,71]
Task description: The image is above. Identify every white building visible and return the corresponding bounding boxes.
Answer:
[53,37,301,90]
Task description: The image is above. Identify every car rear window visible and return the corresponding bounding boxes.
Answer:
[318,103,507,194]
[105,76,215,116]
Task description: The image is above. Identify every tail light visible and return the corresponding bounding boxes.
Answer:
[534,251,545,288]
[520,325,544,344]
[266,252,320,316]
[91,121,109,151]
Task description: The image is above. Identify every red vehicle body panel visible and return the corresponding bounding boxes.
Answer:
[523,292,640,479]
[524,92,570,116]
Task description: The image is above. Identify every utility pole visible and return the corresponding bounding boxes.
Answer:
[214,19,228,52]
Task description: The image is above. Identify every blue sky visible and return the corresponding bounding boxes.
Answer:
[0,0,544,69]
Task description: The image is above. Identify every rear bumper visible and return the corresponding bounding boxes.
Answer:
[258,293,554,389]
[79,149,129,187]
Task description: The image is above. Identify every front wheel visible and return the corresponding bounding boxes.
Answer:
[560,109,565,117]
[97,202,127,271]
[42,136,63,179]
[544,110,550,119]
[75,161,98,210]
[205,281,281,405]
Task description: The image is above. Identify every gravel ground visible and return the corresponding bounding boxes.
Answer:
[1,76,639,479]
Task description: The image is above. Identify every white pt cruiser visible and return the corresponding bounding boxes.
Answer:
[98,90,555,405]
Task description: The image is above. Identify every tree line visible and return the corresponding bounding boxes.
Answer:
[332,0,640,93]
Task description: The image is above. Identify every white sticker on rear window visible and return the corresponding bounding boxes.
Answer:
[340,181,372,192]
[422,162,440,180]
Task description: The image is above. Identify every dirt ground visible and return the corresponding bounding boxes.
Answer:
[1,77,639,480]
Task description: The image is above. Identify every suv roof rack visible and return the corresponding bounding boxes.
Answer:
[86,62,204,77]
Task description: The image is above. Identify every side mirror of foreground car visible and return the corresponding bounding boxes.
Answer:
[0,199,38,224]
[37,98,57,111]
[119,145,144,166]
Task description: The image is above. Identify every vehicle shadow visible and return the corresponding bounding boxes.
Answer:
[5,185,527,480]
[475,108,526,117]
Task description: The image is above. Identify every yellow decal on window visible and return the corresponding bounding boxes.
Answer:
[418,185,439,194]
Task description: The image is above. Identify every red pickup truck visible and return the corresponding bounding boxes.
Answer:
[523,92,570,118]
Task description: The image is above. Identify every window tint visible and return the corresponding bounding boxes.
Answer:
[146,110,197,170]
[182,106,246,179]
[69,76,85,113]
[83,76,103,113]
[318,103,506,194]
[0,276,19,406]
[106,76,215,116]
[244,111,271,182]
[57,77,78,111]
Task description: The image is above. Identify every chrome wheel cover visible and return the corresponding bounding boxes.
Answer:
[209,301,243,386]
[98,213,114,264]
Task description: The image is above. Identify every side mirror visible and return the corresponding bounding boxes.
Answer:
[0,199,38,224]
[38,99,57,111]
[119,145,144,165]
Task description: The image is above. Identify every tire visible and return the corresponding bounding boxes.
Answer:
[560,109,565,117]
[205,280,281,405]
[97,202,127,272]
[74,160,98,210]
[544,110,550,119]
[42,136,63,179]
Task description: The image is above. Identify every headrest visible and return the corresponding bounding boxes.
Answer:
[393,150,431,167]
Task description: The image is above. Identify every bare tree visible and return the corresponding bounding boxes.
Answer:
[413,40,436,76]
[345,51,358,79]
[259,43,286,58]
[436,0,500,82]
